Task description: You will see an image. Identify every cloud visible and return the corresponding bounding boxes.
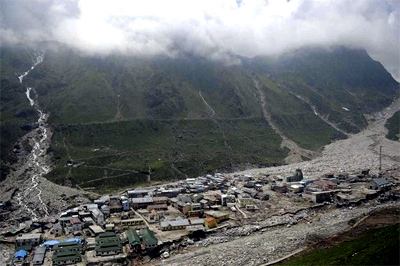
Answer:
[1,0,399,80]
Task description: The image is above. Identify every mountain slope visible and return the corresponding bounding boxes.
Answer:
[1,44,398,191]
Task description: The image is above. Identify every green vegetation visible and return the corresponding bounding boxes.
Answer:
[47,117,285,192]
[257,75,346,150]
[385,111,400,141]
[0,47,38,180]
[1,44,398,191]
[280,223,400,266]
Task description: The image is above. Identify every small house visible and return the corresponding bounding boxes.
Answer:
[160,218,190,231]
[369,178,390,190]
[52,223,63,237]
[32,246,46,265]
[204,211,229,223]
[205,217,217,229]
[13,250,28,263]
[139,228,158,250]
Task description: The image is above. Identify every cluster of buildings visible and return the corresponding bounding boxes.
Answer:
[3,168,398,265]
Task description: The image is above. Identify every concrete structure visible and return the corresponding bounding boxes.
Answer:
[237,195,253,208]
[311,191,333,203]
[204,211,229,223]
[109,199,123,213]
[69,217,82,233]
[89,225,105,236]
[118,218,145,228]
[370,178,391,190]
[153,196,169,205]
[147,204,168,212]
[189,218,205,226]
[100,205,110,217]
[32,246,46,265]
[186,225,205,234]
[128,189,149,198]
[205,217,217,229]
[52,223,63,237]
[16,233,41,249]
[131,197,154,209]
[160,218,190,231]
[221,194,236,206]
[122,200,130,211]
[91,208,104,225]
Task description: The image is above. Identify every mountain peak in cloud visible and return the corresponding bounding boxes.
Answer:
[1,0,399,80]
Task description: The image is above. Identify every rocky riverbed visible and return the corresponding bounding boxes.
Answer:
[152,202,400,266]
[0,51,95,223]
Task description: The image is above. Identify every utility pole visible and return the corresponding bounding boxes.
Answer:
[379,146,382,175]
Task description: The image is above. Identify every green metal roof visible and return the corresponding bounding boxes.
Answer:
[52,250,81,262]
[55,242,82,248]
[95,242,123,252]
[97,232,118,239]
[139,228,157,246]
[16,244,32,251]
[126,229,141,245]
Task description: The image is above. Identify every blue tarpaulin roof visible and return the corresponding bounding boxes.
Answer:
[14,249,28,258]
[43,240,60,246]
[64,237,82,243]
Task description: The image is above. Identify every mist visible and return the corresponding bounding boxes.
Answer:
[1,0,399,80]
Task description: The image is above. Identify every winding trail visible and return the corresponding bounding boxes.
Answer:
[199,90,232,151]
[252,77,314,164]
[14,50,51,219]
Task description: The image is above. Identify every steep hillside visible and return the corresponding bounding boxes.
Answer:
[0,47,39,180]
[1,44,398,191]
[385,111,400,141]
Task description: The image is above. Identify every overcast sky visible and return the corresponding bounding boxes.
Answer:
[1,0,399,80]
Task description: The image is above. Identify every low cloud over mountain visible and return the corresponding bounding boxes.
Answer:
[1,0,399,80]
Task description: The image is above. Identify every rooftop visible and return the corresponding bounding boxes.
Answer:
[16,233,41,240]
[70,217,81,224]
[160,218,190,228]
[372,178,389,186]
[126,229,141,245]
[131,197,154,204]
[139,228,158,246]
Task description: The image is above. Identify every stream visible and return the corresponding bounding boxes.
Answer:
[14,51,51,219]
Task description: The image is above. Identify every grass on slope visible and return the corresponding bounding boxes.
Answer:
[280,223,400,266]
[257,76,347,150]
[47,117,285,193]
[385,111,400,141]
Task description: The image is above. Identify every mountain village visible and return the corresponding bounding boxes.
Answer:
[1,166,399,266]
